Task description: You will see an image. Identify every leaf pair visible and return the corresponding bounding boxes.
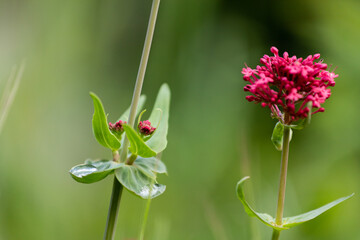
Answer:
[70,157,167,199]
[70,84,171,199]
[271,119,310,151]
[236,177,354,231]
[89,84,170,155]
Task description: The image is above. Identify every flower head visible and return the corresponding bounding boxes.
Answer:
[109,120,126,132]
[138,120,156,136]
[242,47,338,123]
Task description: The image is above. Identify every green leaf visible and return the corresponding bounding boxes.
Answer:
[237,177,354,231]
[236,176,287,231]
[90,92,120,150]
[123,124,156,158]
[146,84,171,153]
[69,159,124,183]
[115,165,166,199]
[134,156,167,175]
[271,121,284,151]
[283,193,354,228]
[271,122,293,151]
[118,95,146,122]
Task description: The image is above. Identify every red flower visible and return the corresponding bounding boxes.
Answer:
[138,120,156,136]
[109,120,126,132]
[242,47,338,123]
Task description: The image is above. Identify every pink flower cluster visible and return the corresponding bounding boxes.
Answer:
[138,120,156,136]
[242,47,338,123]
[109,120,126,132]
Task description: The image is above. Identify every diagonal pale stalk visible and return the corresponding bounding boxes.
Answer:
[272,125,291,240]
[139,182,154,240]
[121,0,161,162]
[139,152,162,240]
[103,0,161,239]
[0,63,25,135]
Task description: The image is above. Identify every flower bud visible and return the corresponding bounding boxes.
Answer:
[138,120,156,136]
[109,120,126,133]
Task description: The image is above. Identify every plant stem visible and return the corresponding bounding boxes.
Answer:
[103,0,161,239]
[271,230,280,240]
[272,125,291,240]
[120,0,161,162]
[103,178,124,240]
[0,63,24,135]
[139,152,162,239]
[139,193,152,240]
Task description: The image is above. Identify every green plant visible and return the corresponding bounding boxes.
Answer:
[69,0,169,239]
[237,47,353,239]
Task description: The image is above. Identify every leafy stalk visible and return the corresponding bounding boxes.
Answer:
[272,126,291,240]
[103,0,161,239]
[236,125,353,237]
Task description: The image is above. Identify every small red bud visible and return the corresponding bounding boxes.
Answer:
[138,120,156,136]
[109,120,126,132]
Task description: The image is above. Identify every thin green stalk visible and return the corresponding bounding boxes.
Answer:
[139,152,162,240]
[103,0,161,239]
[272,126,291,240]
[0,63,24,134]
[103,177,124,240]
[139,192,153,240]
[120,0,161,162]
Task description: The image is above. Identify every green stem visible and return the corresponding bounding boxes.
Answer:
[0,63,24,135]
[103,0,161,239]
[139,194,152,240]
[103,178,124,240]
[271,229,280,240]
[272,126,291,240]
[120,0,161,162]
[139,152,162,239]
[126,153,138,165]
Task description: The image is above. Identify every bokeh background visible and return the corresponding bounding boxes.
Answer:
[0,0,359,239]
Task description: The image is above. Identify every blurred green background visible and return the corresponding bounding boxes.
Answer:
[0,0,359,239]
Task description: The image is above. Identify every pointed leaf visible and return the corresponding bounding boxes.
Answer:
[123,124,156,158]
[236,176,287,231]
[118,95,146,122]
[271,121,284,151]
[283,193,354,228]
[115,165,166,199]
[146,84,171,153]
[69,159,124,183]
[90,93,120,150]
[271,122,293,150]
